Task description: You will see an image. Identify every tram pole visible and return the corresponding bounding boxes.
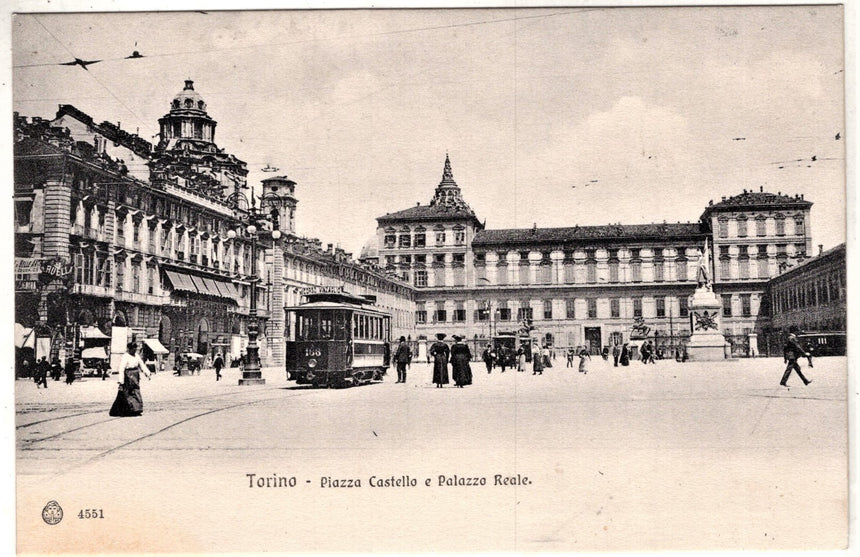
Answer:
[227,186,284,385]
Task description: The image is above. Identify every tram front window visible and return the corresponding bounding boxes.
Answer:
[319,311,333,339]
[297,313,319,340]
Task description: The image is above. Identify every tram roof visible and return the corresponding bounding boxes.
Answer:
[284,301,390,316]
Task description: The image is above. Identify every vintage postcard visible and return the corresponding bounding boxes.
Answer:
[8,2,850,554]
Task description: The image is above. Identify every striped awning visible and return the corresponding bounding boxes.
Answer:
[164,270,198,293]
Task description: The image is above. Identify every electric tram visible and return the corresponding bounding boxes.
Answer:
[285,289,391,388]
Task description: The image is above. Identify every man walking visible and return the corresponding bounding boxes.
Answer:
[394,336,411,383]
[612,343,621,367]
[34,356,49,389]
[482,345,493,374]
[780,333,812,387]
[213,353,224,381]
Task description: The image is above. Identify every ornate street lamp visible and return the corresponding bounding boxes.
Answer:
[226,188,286,385]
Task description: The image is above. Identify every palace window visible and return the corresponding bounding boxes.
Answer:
[722,295,733,317]
[630,260,642,283]
[741,294,752,317]
[679,296,689,317]
[497,262,508,285]
[384,233,396,248]
[539,263,552,284]
[414,233,426,248]
[453,302,466,322]
[676,257,688,281]
[610,298,620,318]
[566,299,576,319]
[415,302,427,324]
[413,270,427,287]
[586,261,597,284]
[433,302,447,323]
[564,256,576,283]
[737,217,748,237]
[720,258,731,280]
[454,228,466,245]
[633,297,642,318]
[656,296,666,318]
[794,217,805,236]
[757,256,769,278]
[609,260,620,283]
[756,216,767,236]
[435,231,446,246]
[718,218,728,238]
[587,299,597,319]
[519,261,530,284]
[775,215,786,236]
[132,262,141,293]
[653,259,664,282]
[398,235,411,248]
[115,262,124,292]
[147,266,155,295]
[497,301,511,321]
[543,300,553,320]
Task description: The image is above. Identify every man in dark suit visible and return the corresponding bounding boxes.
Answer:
[394,336,411,383]
[781,333,812,387]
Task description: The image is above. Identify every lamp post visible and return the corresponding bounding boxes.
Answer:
[226,188,285,385]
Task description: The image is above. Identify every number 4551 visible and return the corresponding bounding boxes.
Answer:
[78,509,104,519]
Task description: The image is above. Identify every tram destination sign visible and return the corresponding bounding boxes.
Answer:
[299,286,346,296]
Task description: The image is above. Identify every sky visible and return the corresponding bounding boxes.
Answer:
[11,5,846,256]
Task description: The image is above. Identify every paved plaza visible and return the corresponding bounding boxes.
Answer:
[16,357,847,553]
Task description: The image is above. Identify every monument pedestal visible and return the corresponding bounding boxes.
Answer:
[686,288,730,361]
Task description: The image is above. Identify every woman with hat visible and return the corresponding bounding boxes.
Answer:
[110,342,151,417]
[532,342,544,375]
[450,335,473,388]
[429,333,450,388]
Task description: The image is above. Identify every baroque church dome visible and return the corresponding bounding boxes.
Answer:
[171,80,207,112]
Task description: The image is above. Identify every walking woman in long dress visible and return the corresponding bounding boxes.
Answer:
[532,344,544,375]
[429,333,450,388]
[110,342,150,417]
[450,335,473,388]
[578,345,591,374]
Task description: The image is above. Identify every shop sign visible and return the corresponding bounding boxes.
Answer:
[38,257,75,287]
[299,285,345,296]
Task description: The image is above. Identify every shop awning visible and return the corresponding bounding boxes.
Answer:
[189,275,209,295]
[221,281,240,299]
[164,270,199,293]
[202,277,223,298]
[80,326,110,339]
[15,323,35,349]
[81,347,108,359]
[143,338,169,355]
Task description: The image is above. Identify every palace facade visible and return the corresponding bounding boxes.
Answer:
[14,81,413,371]
[374,156,823,357]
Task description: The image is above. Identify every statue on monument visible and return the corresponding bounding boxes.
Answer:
[696,241,712,291]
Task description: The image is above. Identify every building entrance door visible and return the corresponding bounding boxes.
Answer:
[584,327,602,355]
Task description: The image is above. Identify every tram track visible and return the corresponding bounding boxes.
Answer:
[20,387,323,478]
[15,383,292,430]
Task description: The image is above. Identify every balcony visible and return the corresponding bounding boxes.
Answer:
[114,290,166,305]
[71,283,112,298]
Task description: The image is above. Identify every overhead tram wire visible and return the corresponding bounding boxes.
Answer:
[14,8,603,69]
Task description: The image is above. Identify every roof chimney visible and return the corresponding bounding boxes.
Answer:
[721,196,726,201]
[760,186,764,192]
[819,244,823,256]
[800,194,804,200]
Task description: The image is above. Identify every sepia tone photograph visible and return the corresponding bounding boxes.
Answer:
[7,1,850,554]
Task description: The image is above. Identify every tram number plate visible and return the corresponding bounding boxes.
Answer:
[304,347,322,357]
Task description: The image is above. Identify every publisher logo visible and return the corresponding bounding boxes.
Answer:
[42,501,63,525]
